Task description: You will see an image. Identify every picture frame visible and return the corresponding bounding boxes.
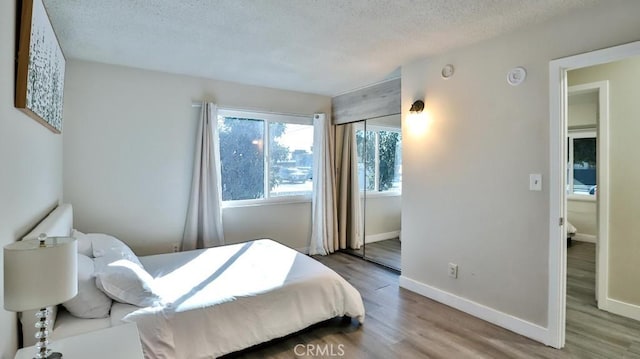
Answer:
[15,0,66,134]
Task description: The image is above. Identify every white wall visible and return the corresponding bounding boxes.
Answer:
[0,2,64,356]
[223,202,311,251]
[401,0,640,335]
[364,195,401,242]
[63,61,330,255]
[567,200,597,238]
[568,92,598,129]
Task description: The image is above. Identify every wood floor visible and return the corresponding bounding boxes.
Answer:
[224,243,640,358]
[565,242,640,358]
[342,238,401,270]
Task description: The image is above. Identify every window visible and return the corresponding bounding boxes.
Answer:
[355,125,402,193]
[567,129,596,197]
[217,110,314,203]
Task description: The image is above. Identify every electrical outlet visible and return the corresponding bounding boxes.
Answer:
[448,263,458,279]
[172,243,180,252]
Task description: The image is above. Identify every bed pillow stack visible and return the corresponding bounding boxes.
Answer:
[89,233,161,307]
[66,231,161,317]
[73,229,93,257]
[62,252,112,318]
[62,229,111,318]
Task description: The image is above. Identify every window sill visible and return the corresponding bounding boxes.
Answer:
[360,190,402,199]
[222,196,312,208]
[567,194,596,202]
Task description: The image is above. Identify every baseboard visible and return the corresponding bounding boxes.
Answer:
[602,297,640,321]
[574,233,597,243]
[399,276,549,345]
[295,246,309,254]
[365,230,400,244]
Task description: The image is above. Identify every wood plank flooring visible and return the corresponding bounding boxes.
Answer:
[362,238,401,270]
[223,243,640,358]
[565,242,640,359]
[342,238,401,270]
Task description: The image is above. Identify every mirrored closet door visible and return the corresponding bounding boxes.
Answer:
[336,114,402,271]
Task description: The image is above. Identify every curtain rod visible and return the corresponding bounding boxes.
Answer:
[191,102,315,118]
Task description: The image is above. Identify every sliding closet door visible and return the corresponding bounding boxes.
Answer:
[362,115,402,271]
[335,115,402,271]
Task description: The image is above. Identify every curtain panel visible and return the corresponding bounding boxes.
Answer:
[309,113,339,255]
[182,102,224,250]
[337,123,363,250]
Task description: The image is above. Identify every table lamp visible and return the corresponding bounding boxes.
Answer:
[4,234,77,359]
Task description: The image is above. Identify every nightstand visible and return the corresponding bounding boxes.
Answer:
[15,323,143,359]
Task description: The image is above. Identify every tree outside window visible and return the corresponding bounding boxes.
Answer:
[218,111,313,202]
[567,130,596,196]
[356,127,402,193]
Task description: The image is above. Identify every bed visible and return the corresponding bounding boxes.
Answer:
[19,204,365,358]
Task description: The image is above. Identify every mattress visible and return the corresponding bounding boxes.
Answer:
[130,239,365,358]
[51,303,138,341]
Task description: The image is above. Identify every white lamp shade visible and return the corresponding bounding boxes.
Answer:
[4,237,78,312]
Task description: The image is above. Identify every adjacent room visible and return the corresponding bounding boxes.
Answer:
[2,1,640,358]
[563,55,640,357]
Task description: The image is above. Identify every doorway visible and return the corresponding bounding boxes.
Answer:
[549,41,640,348]
[566,80,607,307]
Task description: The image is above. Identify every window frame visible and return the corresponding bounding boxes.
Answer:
[355,123,402,197]
[567,128,597,201]
[217,109,314,207]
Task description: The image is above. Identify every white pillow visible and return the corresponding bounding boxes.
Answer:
[71,229,93,257]
[94,257,160,307]
[82,233,143,268]
[63,254,112,318]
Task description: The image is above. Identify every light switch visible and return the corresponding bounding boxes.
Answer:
[529,174,542,191]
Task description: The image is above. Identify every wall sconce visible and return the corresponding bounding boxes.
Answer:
[407,99,428,135]
[409,100,424,114]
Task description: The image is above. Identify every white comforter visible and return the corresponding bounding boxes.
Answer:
[127,239,365,359]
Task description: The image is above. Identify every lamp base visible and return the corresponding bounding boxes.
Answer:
[33,353,62,359]
[33,308,64,359]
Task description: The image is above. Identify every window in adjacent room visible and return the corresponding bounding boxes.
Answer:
[567,129,596,197]
[355,125,402,193]
[217,109,314,203]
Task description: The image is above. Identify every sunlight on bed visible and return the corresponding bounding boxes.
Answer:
[153,241,297,312]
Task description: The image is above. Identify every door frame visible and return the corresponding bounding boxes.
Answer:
[547,40,640,348]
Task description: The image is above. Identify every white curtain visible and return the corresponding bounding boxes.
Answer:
[182,102,224,250]
[309,113,338,255]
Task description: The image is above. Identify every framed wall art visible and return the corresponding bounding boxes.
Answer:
[15,0,66,134]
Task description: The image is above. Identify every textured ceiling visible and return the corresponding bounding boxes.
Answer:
[44,0,602,96]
